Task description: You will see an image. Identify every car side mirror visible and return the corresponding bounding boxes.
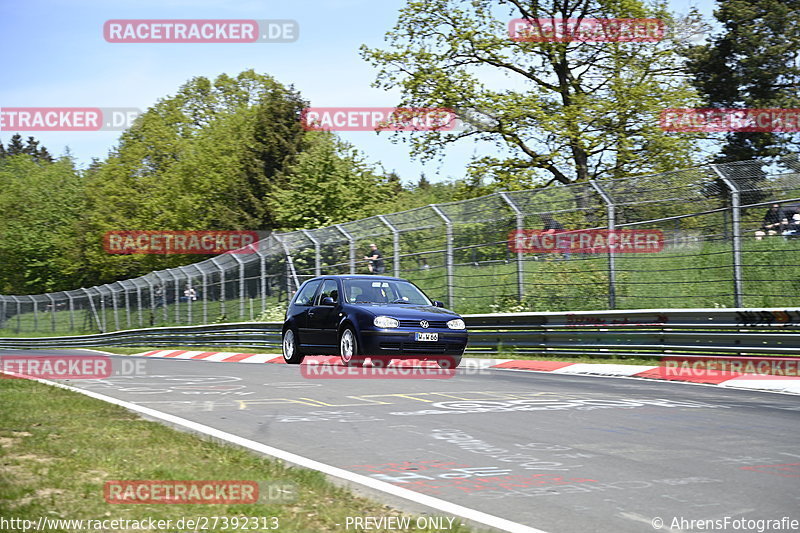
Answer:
[432,300,445,308]
[321,296,336,306]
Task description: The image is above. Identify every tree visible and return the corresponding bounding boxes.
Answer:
[6,134,25,156]
[685,0,800,162]
[269,132,394,229]
[417,173,431,190]
[1,135,55,163]
[0,154,86,293]
[361,0,705,189]
[81,70,309,283]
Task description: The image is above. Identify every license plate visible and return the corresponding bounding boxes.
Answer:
[415,332,438,342]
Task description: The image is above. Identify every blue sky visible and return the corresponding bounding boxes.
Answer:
[0,0,717,184]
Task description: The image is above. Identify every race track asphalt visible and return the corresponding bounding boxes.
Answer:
[4,349,799,533]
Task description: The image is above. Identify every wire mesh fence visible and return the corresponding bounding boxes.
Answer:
[2,154,799,335]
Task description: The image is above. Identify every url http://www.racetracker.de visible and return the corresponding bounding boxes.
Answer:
[0,515,281,532]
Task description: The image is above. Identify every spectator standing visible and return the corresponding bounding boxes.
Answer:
[364,243,385,274]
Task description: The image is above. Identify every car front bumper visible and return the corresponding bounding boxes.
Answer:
[359,329,468,357]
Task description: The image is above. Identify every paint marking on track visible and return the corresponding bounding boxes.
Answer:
[3,370,550,533]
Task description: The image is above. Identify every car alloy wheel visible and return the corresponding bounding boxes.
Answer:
[340,327,363,366]
[282,329,304,364]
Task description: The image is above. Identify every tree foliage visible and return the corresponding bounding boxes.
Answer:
[0,154,86,293]
[361,0,705,189]
[0,134,54,163]
[270,132,396,229]
[685,0,800,161]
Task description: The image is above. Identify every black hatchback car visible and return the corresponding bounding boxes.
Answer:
[281,275,468,367]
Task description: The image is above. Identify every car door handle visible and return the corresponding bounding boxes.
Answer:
[308,311,315,317]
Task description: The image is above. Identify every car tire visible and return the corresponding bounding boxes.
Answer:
[282,328,304,364]
[339,327,363,366]
[437,355,462,369]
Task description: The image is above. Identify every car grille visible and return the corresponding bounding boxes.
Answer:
[400,342,466,354]
[379,342,402,350]
[398,319,449,329]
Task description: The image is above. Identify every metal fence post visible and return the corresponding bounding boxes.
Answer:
[166,270,181,324]
[0,296,6,329]
[210,259,227,320]
[711,164,744,307]
[11,296,21,332]
[590,180,617,309]
[81,288,103,332]
[273,234,301,294]
[334,224,356,274]
[98,287,109,332]
[153,272,169,323]
[301,230,322,276]
[377,215,401,277]
[430,204,455,309]
[67,292,75,331]
[143,277,155,325]
[184,267,196,325]
[198,267,208,324]
[231,254,246,320]
[119,281,131,329]
[32,296,39,332]
[45,294,56,332]
[498,192,525,302]
[133,281,143,328]
[107,284,120,331]
[256,247,268,312]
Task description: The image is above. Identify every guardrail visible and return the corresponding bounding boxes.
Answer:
[1,308,799,358]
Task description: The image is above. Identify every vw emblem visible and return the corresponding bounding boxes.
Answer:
[420,320,429,329]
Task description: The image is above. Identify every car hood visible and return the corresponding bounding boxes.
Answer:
[355,304,461,320]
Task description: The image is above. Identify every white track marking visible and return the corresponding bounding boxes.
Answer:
[551,363,656,376]
[4,371,550,533]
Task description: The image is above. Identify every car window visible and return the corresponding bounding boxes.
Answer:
[316,279,339,305]
[391,282,429,304]
[294,280,322,306]
[343,279,430,305]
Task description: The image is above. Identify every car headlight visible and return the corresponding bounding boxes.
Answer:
[374,316,399,328]
[447,318,466,330]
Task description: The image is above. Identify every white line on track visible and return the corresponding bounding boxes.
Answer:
[5,371,550,533]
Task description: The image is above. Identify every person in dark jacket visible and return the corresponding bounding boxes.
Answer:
[756,203,793,240]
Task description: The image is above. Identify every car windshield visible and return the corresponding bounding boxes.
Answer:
[343,279,432,305]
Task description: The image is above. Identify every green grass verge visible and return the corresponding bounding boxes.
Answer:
[0,378,475,533]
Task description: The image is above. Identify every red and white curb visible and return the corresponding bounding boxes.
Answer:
[134,350,800,395]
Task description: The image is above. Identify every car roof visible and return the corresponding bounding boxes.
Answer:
[303,274,409,283]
